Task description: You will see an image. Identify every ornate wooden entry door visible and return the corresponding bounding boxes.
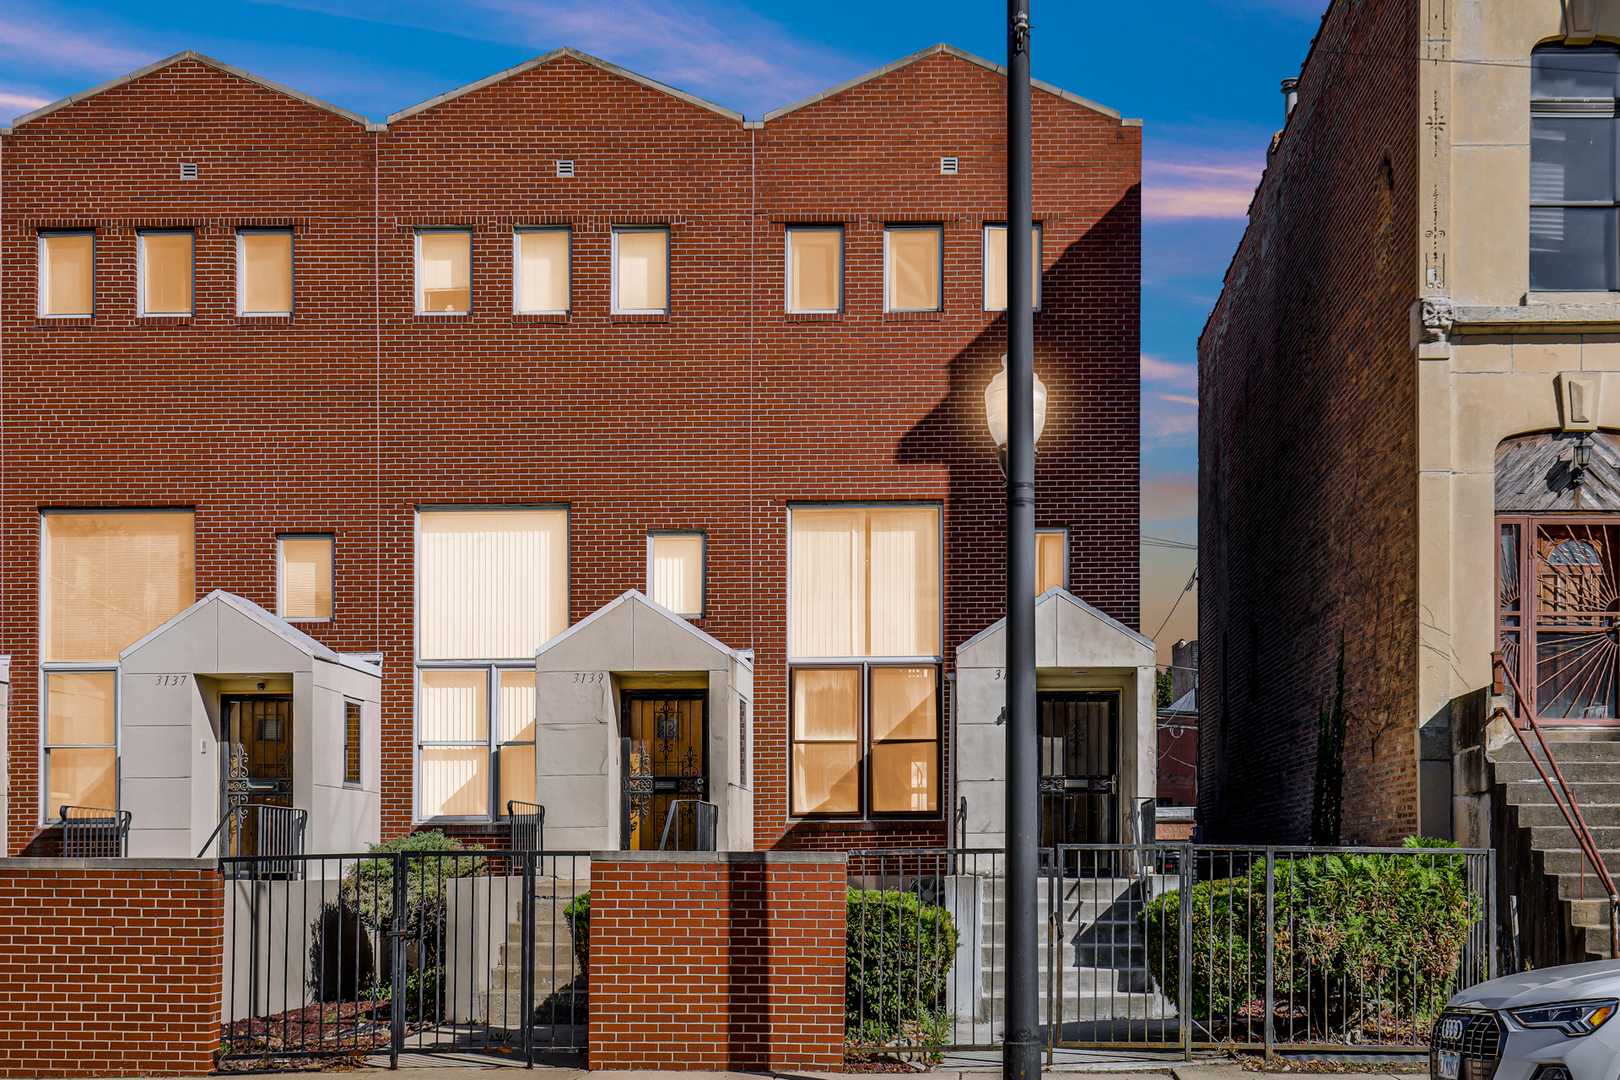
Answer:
[221,695,294,855]
[1500,518,1620,722]
[620,691,708,850]
[1037,691,1118,872]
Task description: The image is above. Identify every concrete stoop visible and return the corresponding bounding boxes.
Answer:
[470,877,588,1028]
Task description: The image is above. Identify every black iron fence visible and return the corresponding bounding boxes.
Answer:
[218,849,589,1068]
[846,843,1495,1060]
[59,805,131,857]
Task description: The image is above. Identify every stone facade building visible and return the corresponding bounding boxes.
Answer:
[0,45,1146,857]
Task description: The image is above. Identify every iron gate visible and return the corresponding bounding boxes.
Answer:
[619,691,708,850]
[1038,692,1118,875]
[222,695,293,858]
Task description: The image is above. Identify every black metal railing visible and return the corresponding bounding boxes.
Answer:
[59,805,130,858]
[199,804,308,868]
[508,801,545,854]
[656,799,717,851]
[218,848,589,1068]
[845,843,1495,1062]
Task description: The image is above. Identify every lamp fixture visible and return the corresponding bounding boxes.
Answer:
[1573,433,1595,487]
[984,353,1048,475]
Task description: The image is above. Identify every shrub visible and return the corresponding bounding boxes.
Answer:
[564,891,590,974]
[1137,839,1476,1031]
[342,830,488,934]
[846,888,959,1046]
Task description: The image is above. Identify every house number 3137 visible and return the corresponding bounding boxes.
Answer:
[155,675,188,686]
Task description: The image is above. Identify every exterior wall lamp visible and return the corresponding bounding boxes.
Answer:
[984,354,1048,476]
[1574,433,1594,487]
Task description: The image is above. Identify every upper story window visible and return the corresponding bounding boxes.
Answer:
[648,531,704,618]
[786,226,843,313]
[415,508,567,821]
[238,230,293,316]
[1036,528,1067,593]
[138,231,193,316]
[417,229,471,314]
[278,534,334,622]
[613,227,669,314]
[885,225,942,312]
[38,232,94,317]
[984,224,1042,310]
[515,228,570,314]
[1530,44,1620,291]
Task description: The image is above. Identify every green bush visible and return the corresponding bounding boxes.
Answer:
[1137,838,1477,1030]
[845,889,959,1046]
[564,891,590,973]
[342,830,488,933]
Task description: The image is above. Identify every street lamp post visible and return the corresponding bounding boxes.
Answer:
[1002,2,1039,1079]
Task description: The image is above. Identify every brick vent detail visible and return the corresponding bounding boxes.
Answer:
[588,853,846,1071]
[0,860,223,1077]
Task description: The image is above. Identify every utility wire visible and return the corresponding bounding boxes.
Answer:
[1142,534,1196,551]
[1152,567,1198,644]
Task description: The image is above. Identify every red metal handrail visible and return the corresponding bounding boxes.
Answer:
[1492,650,1619,959]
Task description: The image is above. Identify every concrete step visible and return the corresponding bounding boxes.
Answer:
[980,919,1142,946]
[981,965,1154,995]
[1502,727,1620,744]
[1537,848,1620,876]
[982,943,1148,969]
[1495,760,1620,784]
[1529,825,1620,850]
[499,920,563,945]
[487,968,577,992]
[1512,802,1620,828]
[1504,780,1620,807]
[977,987,1173,1022]
[1495,741,1620,764]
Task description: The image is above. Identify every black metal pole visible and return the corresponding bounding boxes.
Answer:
[1003,2,1040,1080]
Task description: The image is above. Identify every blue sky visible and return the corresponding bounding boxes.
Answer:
[1,0,1330,656]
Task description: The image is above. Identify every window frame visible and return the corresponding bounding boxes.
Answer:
[236,228,294,317]
[784,225,844,314]
[37,229,96,319]
[136,229,195,317]
[1036,526,1069,592]
[1529,43,1620,293]
[646,530,706,619]
[785,502,944,820]
[276,532,335,623]
[982,222,1044,311]
[883,224,944,313]
[412,504,569,824]
[39,665,121,824]
[513,226,572,315]
[414,227,473,316]
[343,698,363,787]
[611,225,670,315]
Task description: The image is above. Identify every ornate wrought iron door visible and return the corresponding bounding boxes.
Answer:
[1500,517,1620,722]
[1037,691,1118,872]
[221,695,293,856]
[620,691,707,850]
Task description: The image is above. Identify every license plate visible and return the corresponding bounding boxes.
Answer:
[1437,1050,1460,1080]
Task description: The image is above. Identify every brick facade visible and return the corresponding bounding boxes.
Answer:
[0,859,222,1076]
[587,852,845,1071]
[1,46,1139,853]
[1198,0,1422,843]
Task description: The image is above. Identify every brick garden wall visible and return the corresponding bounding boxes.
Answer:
[0,859,222,1077]
[1197,0,1421,844]
[588,852,846,1072]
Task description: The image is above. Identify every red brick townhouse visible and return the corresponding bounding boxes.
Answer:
[0,45,1143,858]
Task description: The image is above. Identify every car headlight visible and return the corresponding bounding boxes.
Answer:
[1508,999,1619,1037]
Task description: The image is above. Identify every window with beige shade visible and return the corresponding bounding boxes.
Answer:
[789,506,941,817]
[515,228,570,313]
[38,232,95,317]
[42,511,196,663]
[416,508,564,821]
[786,226,842,312]
[417,230,471,314]
[344,700,362,786]
[44,671,118,818]
[613,227,669,313]
[648,532,704,618]
[1036,528,1067,594]
[884,225,942,312]
[139,231,193,316]
[239,230,293,316]
[983,223,1042,310]
[278,534,333,621]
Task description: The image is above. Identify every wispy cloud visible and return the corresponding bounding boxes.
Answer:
[0,90,51,111]
[1141,353,1197,391]
[1143,155,1265,221]
[1142,472,1197,521]
[0,10,154,74]
[1142,390,1197,446]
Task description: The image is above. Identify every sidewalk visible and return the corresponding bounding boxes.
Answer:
[193,1064,1421,1080]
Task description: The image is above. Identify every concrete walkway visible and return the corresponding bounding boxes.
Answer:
[197,1065,1419,1080]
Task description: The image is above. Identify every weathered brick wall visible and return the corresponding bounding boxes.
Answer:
[1,48,1139,854]
[588,852,846,1071]
[1197,0,1421,844]
[0,860,222,1076]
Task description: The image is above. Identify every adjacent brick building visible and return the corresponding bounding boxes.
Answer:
[0,44,1142,857]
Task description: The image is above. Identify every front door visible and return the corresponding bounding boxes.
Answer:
[620,691,708,850]
[221,695,293,856]
[1037,691,1119,871]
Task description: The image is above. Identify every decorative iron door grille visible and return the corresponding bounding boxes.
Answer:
[1037,691,1118,873]
[620,691,707,849]
[1499,517,1620,722]
[221,695,294,856]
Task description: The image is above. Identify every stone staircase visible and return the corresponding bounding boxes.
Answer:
[975,875,1175,1022]
[1489,726,1620,964]
[475,877,588,1028]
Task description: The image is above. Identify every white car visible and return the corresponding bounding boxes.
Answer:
[1434,960,1620,1080]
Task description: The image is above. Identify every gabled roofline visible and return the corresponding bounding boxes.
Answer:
[387,46,743,125]
[119,588,367,670]
[956,586,1156,654]
[534,589,753,668]
[12,50,370,129]
[763,43,1122,124]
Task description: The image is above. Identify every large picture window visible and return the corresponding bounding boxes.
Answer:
[789,506,940,817]
[1530,44,1620,291]
[38,232,94,317]
[415,508,565,821]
